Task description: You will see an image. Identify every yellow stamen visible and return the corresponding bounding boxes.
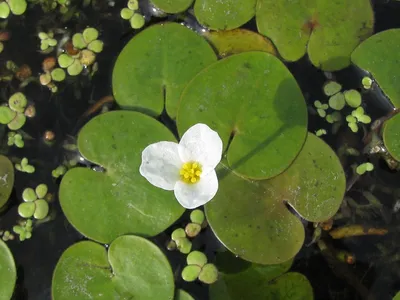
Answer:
[179,161,202,184]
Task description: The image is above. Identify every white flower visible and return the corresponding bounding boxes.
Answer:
[139,123,223,209]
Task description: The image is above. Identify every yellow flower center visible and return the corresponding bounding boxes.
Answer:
[179,161,202,184]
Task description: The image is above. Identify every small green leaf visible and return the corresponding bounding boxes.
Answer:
[383,113,400,162]
[0,155,14,210]
[0,2,10,18]
[0,106,16,124]
[150,0,194,14]
[8,0,27,15]
[195,0,257,30]
[344,89,362,108]
[329,92,345,110]
[181,265,201,282]
[83,27,99,44]
[72,33,86,49]
[0,239,16,299]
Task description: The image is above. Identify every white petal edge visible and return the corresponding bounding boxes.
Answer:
[174,170,219,209]
[139,141,182,190]
[178,123,223,170]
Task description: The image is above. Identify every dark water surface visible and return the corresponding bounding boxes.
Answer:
[0,0,400,299]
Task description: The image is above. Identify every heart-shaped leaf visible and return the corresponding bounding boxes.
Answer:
[59,111,184,243]
[210,252,313,300]
[194,0,257,30]
[150,0,194,13]
[112,22,217,119]
[177,51,308,180]
[256,0,374,71]
[352,29,400,108]
[0,239,16,300]
[383,113,400,162]
[203,29,277,58]
[52,235,175,299]
[0,155,14,211]
[205,133,345,264]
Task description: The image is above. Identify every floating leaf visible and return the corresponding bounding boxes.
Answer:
[323,81,342,96]
[210,253,313,300]
[329,92,345,111]
[256,0,373,71]
[0,106,16,124]
[205,133,345,264]
[203,29,277,58]
[383,113,400,162]
[0,155,14,210]
[8,0,27,15]
[52,235,175,299]
[59,111,184,243]
[112,23,217,118]
[352,29,400,108]
[150,0,194,13]
[177,52,307,180]
[344,89,362,108]
[0,239,16,299]
[175,289,194,300]
[194,0,257,30]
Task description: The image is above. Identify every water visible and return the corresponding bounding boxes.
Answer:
[0,0,400,299]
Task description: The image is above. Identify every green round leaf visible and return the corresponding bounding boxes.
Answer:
[256,0,373,71]
[52,236,175,300]
[181,265,201,282]
[35,183,48,199]
[33,199,49,220]
[0,155,14,210]
[344,89,362,108]
[0,239,16,299]
[177,52,307,180]
[198,263,218,284]
[72,33,86,49]
[352,29,400,108]
[18,201,35,218]
[87,40,104,53]
[328,92,345,110]
[205,133,345,264]
[83,27,99,44]
[203,29,277,58]
[59,111,184,243]
[383,113,400,162]
[51,68,66,82]
[22,187,37,202]
[210,266,313,300]
[67,59,83,76]
[129,13,145,29]
[0,2,10,18]
[323,81,342,96]
[150,0,194,13]
[187,251,207,267]
[7,112,26,130]
[175,289,194,300]
[194,0,257,30]
[112,22,217,118]
[120,7,134,20]
[58,53,74,68]
[9,92,27,113]
[8,0,27,15]
[0,106,16,124]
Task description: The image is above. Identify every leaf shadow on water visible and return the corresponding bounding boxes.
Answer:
[217,77,307,181]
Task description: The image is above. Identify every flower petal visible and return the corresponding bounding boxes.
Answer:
[178,123,223,169]
[174,170,218,209]
[139,141,182,190]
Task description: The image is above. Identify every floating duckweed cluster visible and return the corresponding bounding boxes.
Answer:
[57,27,103,76]
[13,219,33,241]
[52,165,67,178]
[120,0,145,29]
[346,107,371,133]
[181,251,218,284]
[0,230,14,241]
[356,162,374,175]
[0,0,27,19]
[362,76,373,89]
[314,80,371,135]
[315,129,327,136]
[15,157,35,173]
[38,31,58,51]
[168,209,207,254]
[0,92,33,130]
[7,132,24,148]
[18,184,50,220]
